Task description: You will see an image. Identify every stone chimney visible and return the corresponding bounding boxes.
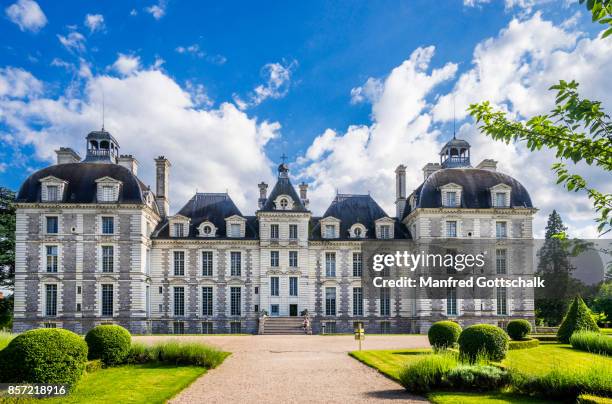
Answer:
[155,156,171,217]
[55,147,81,165]
[258,182,268,209]
[422,163,441,181]
[117,155,139,175]
[299,182,309,208]
[476,159,497,172]
[395,165,407,219]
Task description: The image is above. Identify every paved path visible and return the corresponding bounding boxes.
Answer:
[135,335,430,404]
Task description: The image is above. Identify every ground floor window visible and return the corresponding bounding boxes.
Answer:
[379,321,391,334]
[380,287,390,316]
[45,284,57,316]
[101,284,113,316]
[202,322,213,334]
[173,321,185,334]
[230,322,241,334]
[44,322,56,328]
[353,287,363,316]
[322,321,336,334]
[497,287,507,315]
[230,287,241,316]
[325,287,336,316]
[447,286,457,316]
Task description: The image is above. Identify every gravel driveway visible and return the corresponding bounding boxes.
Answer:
[135,334,430,403]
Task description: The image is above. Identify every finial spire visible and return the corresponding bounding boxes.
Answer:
[280,153,287,164]
[452,93,456,139]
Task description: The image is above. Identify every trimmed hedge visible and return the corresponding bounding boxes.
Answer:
[506,319,531,341]
[570,331,612,356]
[428,321,462,350]
[85,325,131,366]
[0,328,87,386]
[458,324,509,362]
[508,338,540,350]
[557,296,599,343]
[445,364,511,391]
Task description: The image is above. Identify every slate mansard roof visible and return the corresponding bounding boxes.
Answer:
[16,163,149,204]
[404,168,533,217]
[310,194,410,240]
[154,193,259,239]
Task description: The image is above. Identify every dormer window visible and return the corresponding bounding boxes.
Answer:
[354,228,362,237]
[39,176,67,202]
[440,183,462,208]
[197,221,217,237]
[490,184,512,208]
[174,223,185,237]
[280,198,288,209]
[325,225,336,238]
[47,186,59,201]
[375,217,395,239]
[320,217,340,239]
[349,223,367,239]
[169,214,190,237]
[380,225,391,239]
[225,215,246,238]
[274,194,294,210]
[446,192,457,207]
[95,177,122,203]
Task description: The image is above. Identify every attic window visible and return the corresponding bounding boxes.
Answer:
[47,185,59,201]
[203,225,212,235]
[354,228,362,237]
[174,223,185,237]
[280,198,288,209]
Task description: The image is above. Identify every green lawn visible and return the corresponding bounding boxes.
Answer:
[46,364,206,403]
[350,343,612,403]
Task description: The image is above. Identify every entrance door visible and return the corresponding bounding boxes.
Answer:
[289,304,298,316]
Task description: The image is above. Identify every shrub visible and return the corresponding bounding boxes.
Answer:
[85,359,103,373]
[458,324,509,362]
[570,331,612,356]
[445,364,511,391]
[0,331,15,350]
[532,334,558,342]
[85,325,131,366]
[506,319,532,341]
[153,341,228,368]
[508,338,539,350]
[398,352,457,393]
[557,296,599,343]
[126,342,154,364]
[0,328,87,386]
[428,321,462,350]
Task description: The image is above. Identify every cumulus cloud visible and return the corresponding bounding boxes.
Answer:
[234,60,298,110]
[5,0,47,32]
[84,14,105,33]
[0,67,278,213]
[0,67,43,98]
[112,54,140,76]
[175,44,204,58]
[57,31,86,53]
[145,0,166,20]
[297,14,611,238]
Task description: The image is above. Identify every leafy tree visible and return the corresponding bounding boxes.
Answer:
[0,188,16,291]
[0,294,13,330]
[592,281,612,323]
[557,295,599,343]
[581,0,612,38]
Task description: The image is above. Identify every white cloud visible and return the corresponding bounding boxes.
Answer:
[84,14,105,33]
[464,0,554,11]
[5,0,47,32]
[234,60,298,110]
[175,44,204,58]
[0,67,43,98]
[57,31,86,53]
[350,77,383,104]
[112,54,140,76]
[129,9,138,16]
[145,0,166,20]
[0,67,278,213]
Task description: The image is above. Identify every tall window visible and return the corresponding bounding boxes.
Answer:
[380,225,391,239]
[495,192,507,207]
[353,252,363,277]
[202,322,213,334]
[102,284,113,316]
[230,252,241,276]
[380,287,390,316]
[202,286,213,316]
[102,216,114,234]
[497,287,507,315]
[101,185,114,202]
[173,223,185,237]
[446,191,457,207]
[289,277,298,296]
[46,246,58,272]
[173,251,185,276]
[496,221,507,239]
[325,225,336,238]
[325,252,336,277]
[289,224,298,239]
[289,251,298,267]
[102,246,114,273]
[47,185,59,201]
[496,249,507,274]
[46,216,58,234]
[45,284,57,316]
[270,224,279,239]
[325,287,336,316]
[230,224,241,237]
[270,277,279,296]
[174,286,185,316]
[270,251,279,267]
[447,287,457,315]
[202,251,213,276]
[447,221,457,237]
[173,322,185,334]
[353,287,363,316]
[230,287,241,316]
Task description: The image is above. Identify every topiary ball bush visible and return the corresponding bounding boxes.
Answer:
[0,328,87,386]
[557,296,599,344]
[506,319,532,341]
[428,321,462,349]
[85,324,131,366]
[458,324,509,362]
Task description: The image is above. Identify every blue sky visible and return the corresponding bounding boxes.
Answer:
[0,0,610,237]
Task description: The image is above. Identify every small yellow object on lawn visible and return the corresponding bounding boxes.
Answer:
[354,327,365,350]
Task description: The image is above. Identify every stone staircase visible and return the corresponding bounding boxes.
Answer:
[261,316,306,335]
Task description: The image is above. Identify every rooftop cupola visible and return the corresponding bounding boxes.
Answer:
[83,129,120,163]
[440,135,471,168]
[278,162,289,178]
